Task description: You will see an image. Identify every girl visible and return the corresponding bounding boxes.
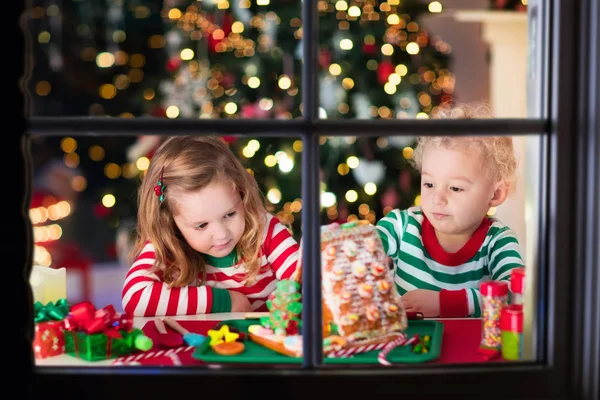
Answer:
[122,136,300,316]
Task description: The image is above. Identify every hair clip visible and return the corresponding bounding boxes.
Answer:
[154,166,166,203]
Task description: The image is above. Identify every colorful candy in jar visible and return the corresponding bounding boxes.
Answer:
[479,281,509,351]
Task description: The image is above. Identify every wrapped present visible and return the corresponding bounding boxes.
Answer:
[63,301,152,361]
[33,298,69,359]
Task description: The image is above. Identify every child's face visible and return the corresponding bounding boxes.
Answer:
[419,145,497,237]
[171,180,246,258]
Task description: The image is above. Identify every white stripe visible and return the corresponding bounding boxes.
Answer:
[196,286,209,314]
[138,242,156,255]
[490,255,524,279]
[267,234,296,263]
[152,285,173,316]
[275,252,299,280]
[467,288,475,316]
[495,268,514,282]
[474,289,482,316]
[376,224,397,256]
[129,286,153,316]
[397,260,483,291]
[204,256,267,275]
[208,269,275,290]
[168,353,182,366]
[250,300,266,311]
[124,265,160,281]
[122,281,154,314]
[130,257,158,270]
[401,239,487,276]
[247,279,277,299]
[489,239,522,266]
[394,274,418,292]
[262,213,273,242]
[175,286,190,315]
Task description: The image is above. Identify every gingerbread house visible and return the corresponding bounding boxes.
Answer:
[249,220,408,357]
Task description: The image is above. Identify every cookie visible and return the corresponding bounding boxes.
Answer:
[212,341,245,356]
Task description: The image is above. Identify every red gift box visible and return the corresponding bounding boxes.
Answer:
[34,320,66,359]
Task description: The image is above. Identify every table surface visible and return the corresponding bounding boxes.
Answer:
[35,313,485,367]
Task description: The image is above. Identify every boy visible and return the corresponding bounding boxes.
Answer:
[376,105,525,317]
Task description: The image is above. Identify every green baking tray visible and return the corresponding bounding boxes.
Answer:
[192,319,443,365]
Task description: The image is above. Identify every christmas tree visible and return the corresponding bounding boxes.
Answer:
[129,0,454,238]
[27,0,455,259]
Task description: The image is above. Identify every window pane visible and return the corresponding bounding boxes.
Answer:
[25,0,302,119]
[317,1,533,119]
[318,134,542,366]
[29,134,304,367]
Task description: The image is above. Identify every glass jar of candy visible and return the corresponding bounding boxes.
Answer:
[479,280,509,351]
[510,267,526,306]
[500,304,524,360]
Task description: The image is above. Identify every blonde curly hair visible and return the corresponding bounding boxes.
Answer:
[411,103,519,193]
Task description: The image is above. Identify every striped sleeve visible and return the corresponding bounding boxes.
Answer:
[467,288,483,317]
[375,208,406,257]
[121,242,227,316]
[264,214,300,280]
[462,226,524,318]
[487,227,525,282]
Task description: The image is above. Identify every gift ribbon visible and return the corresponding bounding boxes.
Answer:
[64,301,133,338]
[34,298,69,323]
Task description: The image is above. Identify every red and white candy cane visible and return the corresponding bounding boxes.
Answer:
[325,342,387,358]
[377,334,419,366]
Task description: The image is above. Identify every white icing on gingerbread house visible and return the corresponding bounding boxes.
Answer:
[320,221,408,344]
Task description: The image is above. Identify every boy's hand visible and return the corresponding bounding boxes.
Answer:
[229,290,253,312]
[401,289,440,318]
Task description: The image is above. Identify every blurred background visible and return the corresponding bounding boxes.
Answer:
[24,0,534,310]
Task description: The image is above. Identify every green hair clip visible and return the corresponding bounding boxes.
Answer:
[153,166,166,203]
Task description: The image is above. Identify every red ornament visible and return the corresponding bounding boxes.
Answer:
[285,319,299,335]
[381,187,400,209]
[93,203,111,219]
[377,60,395,85]
[150,106,166,118]
[166,56,181,72]
[222,136,237,144]
[399,170,412,192]
[221,73,235,88]
[207,12,233,53]
[362,43,376,55]
[318,49,332,69]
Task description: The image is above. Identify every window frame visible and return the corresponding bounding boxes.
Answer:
[23,0,599,398]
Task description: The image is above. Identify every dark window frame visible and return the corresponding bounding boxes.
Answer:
[23,0,599,398]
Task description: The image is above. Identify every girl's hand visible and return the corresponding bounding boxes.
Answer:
[401,289,440,318]
[229,290,253,312]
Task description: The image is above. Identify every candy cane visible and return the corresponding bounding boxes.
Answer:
[377,334,419,366]
[326,342,386,358]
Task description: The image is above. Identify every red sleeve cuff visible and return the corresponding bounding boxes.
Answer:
[439,289,469,317]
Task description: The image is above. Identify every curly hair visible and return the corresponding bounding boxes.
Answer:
[411,103,519,193]
[129,136,267,287]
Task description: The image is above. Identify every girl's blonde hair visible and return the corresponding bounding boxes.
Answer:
[411,103,518,193]
[129,136,267,287]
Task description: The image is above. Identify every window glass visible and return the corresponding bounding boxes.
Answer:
[26,0,303,119]
[29,134,304,367]
[318,134,541,365]
[317,1,532,119]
